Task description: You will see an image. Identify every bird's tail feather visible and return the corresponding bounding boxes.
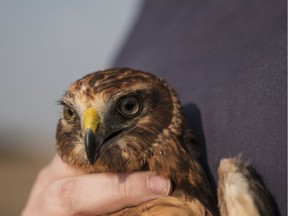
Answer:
[217,157,279,216]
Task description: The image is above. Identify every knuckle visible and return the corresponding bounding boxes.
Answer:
[46,178,79,214]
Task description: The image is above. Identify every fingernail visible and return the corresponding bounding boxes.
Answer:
[147,175,171,196]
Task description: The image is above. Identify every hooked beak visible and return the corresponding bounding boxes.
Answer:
[83,107,103,165]
[83,107,126,165]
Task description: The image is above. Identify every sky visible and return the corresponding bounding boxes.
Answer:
[0,0,143,153]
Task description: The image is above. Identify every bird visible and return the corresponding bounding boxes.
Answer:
[217,157,278,216]
[56,67,218,215]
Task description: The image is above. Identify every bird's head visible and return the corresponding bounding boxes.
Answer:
[56,68,184,173]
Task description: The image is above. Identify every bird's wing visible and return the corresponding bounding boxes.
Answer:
[109,196,211,216]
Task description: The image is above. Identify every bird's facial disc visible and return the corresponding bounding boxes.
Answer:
[83,107,102,165]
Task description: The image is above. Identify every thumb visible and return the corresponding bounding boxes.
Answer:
[115,172,172,207]
[43,171,171,216]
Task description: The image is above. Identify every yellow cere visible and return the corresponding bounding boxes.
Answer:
[83,107,99,133]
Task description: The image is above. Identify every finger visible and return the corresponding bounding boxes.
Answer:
[42,172,171,216]
[22,155,85,216]
[48,155,86,180]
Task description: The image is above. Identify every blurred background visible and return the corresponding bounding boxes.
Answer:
[0,0,143,214]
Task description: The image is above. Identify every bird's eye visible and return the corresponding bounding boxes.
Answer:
[118,96,141,117]
[63,106,75,121]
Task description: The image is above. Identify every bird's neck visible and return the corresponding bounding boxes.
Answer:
[148,136,217,215]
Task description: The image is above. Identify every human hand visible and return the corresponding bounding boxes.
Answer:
[22,155,171,216]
